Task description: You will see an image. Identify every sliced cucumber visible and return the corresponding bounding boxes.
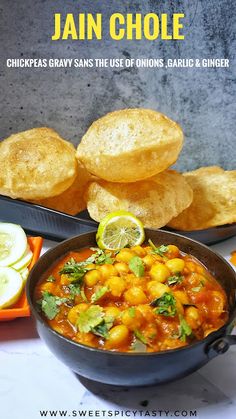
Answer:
[0,223,27,267]
[0,267,23,309]
[19,267,29,285]
[11,246,33,271]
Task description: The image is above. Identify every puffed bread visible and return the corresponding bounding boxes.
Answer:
[77,109,184,182]
[168,166,236,230]
[0,127,78,200]
[85,170,193,228]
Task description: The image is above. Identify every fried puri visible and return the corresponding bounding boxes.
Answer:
[0,127,78,200]
[34,162,92,215]
[168,166,236,231]
[85,170,193,228]
[76,109,184,182]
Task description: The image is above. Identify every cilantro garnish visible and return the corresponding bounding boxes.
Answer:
[129,256,144,277]
[60,258,88,282]
[166,273,184,286]
[179,315,192,341]
[192,280,205,292]
[91,286,108,303]
[134,329,147,344]
[128,307,136,318]
[46,275,56,283]
[37,291,68,320]
[148,239,168,257]
[151,292,177,317]
[92,316,114,339]
[68,282,81,298]
[89,248,114,265]
[76,305,104,333]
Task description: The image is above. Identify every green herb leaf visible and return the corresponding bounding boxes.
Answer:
[130,339,147,352]
[148,239,168,256]
[129,256,144,277]
[128,307,136,318]
[77,305,104,333]
[60,258,88,282]
[46,275,56,283]
[192,280,205,292]
[91,286,108,303]
[37,291,68,320]
[134,329,147,344]
[80,286,88,302]
[90,248,114,265]
[92,316,114,339]
[167,273,184,286]
[68,282,81,298]
[151,292,177,317]
[179,316,192,341]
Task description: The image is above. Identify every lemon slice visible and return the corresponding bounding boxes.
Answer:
[0,223,27,267]
[96,211,145,251]
[11,246,33,271]
[0,267,23,309]
[19,267,29,285]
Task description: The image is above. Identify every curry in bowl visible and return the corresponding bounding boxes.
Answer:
[35,240,228,353]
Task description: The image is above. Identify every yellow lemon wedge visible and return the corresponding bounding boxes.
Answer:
[0,223,27,267]
[96,210,145,251]
[0,267,23,309]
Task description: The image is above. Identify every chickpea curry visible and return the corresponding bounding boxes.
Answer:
[35,240,228,352]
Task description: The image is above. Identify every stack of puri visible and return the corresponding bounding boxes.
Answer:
[0,127,92,215]
[77,109,236,230]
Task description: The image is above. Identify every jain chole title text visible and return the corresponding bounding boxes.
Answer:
[52,13,185,41]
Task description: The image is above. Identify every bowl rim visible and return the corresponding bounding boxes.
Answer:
[26,228,236,357]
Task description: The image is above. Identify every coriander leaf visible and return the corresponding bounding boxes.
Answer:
[77,305,104,333]
[148,239,168,256]
[46,275,56,283]
[130,339,147,352]
[128,307,136,318]
[151,292,177,317]
[91,286,108,303]
[60,258,87,282]
[192,280,205,292]
[37,291,68,320]
[68,282,81,298]
[90,248,114,265]
[167,273,184,286]
[92,316,114,339]
[80,286,88,302]
[179,316,192,341]
[129,256,144,277]
[134,329,147,344]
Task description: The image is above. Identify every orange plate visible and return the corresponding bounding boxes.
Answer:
[0,236,43,321]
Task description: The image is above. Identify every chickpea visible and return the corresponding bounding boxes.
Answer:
[185,306,202,329]
[147,281,170,299]
[40,282,55,293]
[67,303,89,325]
[173,290,190,305]
[132,246,147,257]
[105,276,126,297]
[121,308,144,331]
[114,262,129,275]
[60,274,71,285]
[104,306,121,319]
[76,332,97,347]
[84,269,102,287]
[116,249,136,263]
[174,297,184,315]
[99,264,117,280]
[142,254,156,269]
[124,287,147,305]
[166,245,180,258]
[86,263,96,270]
[106,325,130,348]
[150,262,170,283]
[165,258,185,274]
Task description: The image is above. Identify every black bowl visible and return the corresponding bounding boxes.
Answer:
[26,229,236,386]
